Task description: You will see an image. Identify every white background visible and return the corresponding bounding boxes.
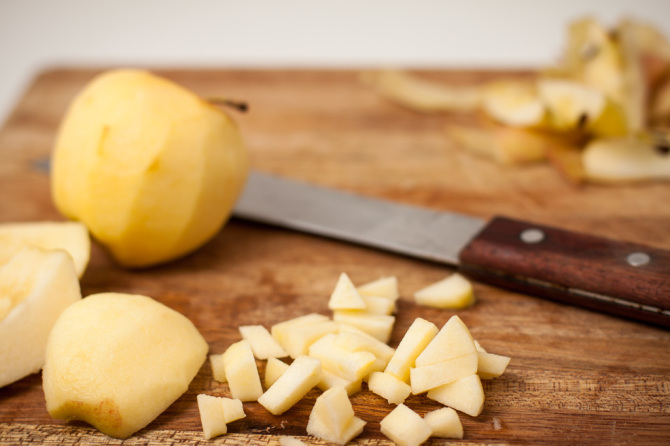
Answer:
[1,0,669,125]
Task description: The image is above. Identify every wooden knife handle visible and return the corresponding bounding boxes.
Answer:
[458,216,670,328]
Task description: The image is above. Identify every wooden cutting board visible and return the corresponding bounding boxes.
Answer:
[0,68,669,445]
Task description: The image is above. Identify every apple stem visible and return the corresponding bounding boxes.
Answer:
[208,98,249,113]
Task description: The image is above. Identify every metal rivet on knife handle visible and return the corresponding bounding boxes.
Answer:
[627,252,651,267]
[520,228,545,244]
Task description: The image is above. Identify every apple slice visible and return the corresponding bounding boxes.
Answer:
[209,353,227,383]
[361,295,396,315]
[222,340,263,402]
[413,273,475,309]
[332,310,395,343]
[307,386,366,445]
[426,374,485,417]
[384,318,438,383]
[265,357,290,388]
[410,352,478,394]
[415,315,476,367]
[272,314,339,358]
[424,407,463,439]
[258,355,322,415]
[329,273,366,310]
[43,292,208,439]
[220,397,245,423]
[380,403,432,446]
[239,324,288,359]
[334,330,395,375]
[0,221,90,278]
[197,394,228,439]
[368,371,411,405]
[477,351,511,379]
[0,247,81,388]
[356,276,399,300]
[280,436,307,446]
[482,80,547,127]
[317,369,363,396]
[309,333,376,382]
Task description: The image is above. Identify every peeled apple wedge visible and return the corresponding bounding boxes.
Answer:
[0,221,90,278]
[51,69,249,268]
[582,135,670,183]
[0,247,81,388]
[481,80,546,127]
[43,293,208,439]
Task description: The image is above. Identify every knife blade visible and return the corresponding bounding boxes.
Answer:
[233,171,670,328]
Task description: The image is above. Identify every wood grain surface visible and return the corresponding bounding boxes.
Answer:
[0,68,669,445]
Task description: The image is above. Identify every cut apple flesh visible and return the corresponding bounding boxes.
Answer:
[0,247,81,388]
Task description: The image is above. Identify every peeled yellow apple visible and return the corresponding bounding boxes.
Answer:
[0,221,90,277]
[0,247,81,388]
[51,69,249,267]
[42,292,208,439]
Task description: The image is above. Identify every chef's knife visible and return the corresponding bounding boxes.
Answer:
[233,171,670,328]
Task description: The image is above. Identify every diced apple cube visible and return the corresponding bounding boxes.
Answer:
[368,371,411,405]
[197,394,227,439]
[332,310,395,343]
[361,295,396,315]
[221,397,245,423]
[384,318,438,383]
[333,330,395,374]
[413,273,475,309]
[210,354,226,383]
[317,369,363,396]
[477,351,511,379]
[258,355,322,415]
[380,404,432,446]
[426,374,485,417]
[328,272,366,310]
[356,276,399,300]
[409,352,478,394]
[265,357,290,388]
[276,319,340,359]
[309,333,376,382]
[271,313,330,347]
[415,315,476,367]
[222,340,263,402]
[423,407,463,439]
[239,325,288,359]
[307,409,367,445]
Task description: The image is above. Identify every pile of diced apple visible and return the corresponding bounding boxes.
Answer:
[200,272,510,445]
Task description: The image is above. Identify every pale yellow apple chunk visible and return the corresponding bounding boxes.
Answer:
[477,351,511,379]
[43,293,208,439]
[258,355,322,415]
[426,374,485,417]
[361,295,396,315]
[221,397,245,423]
[309,334,376,382]
[271,313,329,346]
[0,247,81,388]
[239,325,288,359]
[210,354,226,383]
[415,315,476,367]
[307,410,367,445]
[332,310,395,343]
[0,221,90,278]
[222,340,263,402]
[333,330,395,376]
[317,369,363,396]
[356,276,399,300]
[280,436,307,446]
[265,357,290,388]
[197,394,227,439]
[272,314,339,359]
[307,386,366,444]
[424,407,463,439]
[51,69,249,268]
[368,372,411,405]
[380,404,432,446]
[328,272,366,310]
[413,273,475,309]
[410,352,478,394]
[384,318,438,383]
